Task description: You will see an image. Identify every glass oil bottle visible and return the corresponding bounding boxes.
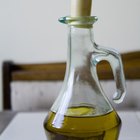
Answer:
[44,0,126,140]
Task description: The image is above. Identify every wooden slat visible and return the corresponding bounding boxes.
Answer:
[12,70,65,81]
[11,62,66,71]
[10,51,140,81]
[97,51,140,79]
[121,51,140,60]
[11,63,66,81]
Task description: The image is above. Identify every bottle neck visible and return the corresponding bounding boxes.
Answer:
[67,26,94,68]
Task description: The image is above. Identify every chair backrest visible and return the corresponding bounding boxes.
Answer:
[2,51,140,110]
[2,62,66,110]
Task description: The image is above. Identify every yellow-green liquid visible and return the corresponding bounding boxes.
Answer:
[44,107,121,140]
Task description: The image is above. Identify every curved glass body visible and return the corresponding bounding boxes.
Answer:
[44,16,126,140]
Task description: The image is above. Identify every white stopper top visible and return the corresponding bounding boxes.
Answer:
[71,0,92,17]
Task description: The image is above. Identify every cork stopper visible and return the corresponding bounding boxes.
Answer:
[71,0,92,17]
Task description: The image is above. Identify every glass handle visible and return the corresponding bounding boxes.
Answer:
[91,46,126,104]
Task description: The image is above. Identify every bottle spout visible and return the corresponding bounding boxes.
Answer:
[70,0,92,17]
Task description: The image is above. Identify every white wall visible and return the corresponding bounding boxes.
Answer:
[0,0,140,110]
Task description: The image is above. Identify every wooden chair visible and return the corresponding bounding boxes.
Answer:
[2,62,66,110]
[2,51,140,110]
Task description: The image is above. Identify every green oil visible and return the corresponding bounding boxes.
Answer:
[44,106,121,140]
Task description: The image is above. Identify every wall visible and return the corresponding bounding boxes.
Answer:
[0,0,140,110]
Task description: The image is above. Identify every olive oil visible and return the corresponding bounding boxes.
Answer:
[44,107,121,140]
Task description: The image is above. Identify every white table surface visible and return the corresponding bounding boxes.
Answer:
[0,111,140,140]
